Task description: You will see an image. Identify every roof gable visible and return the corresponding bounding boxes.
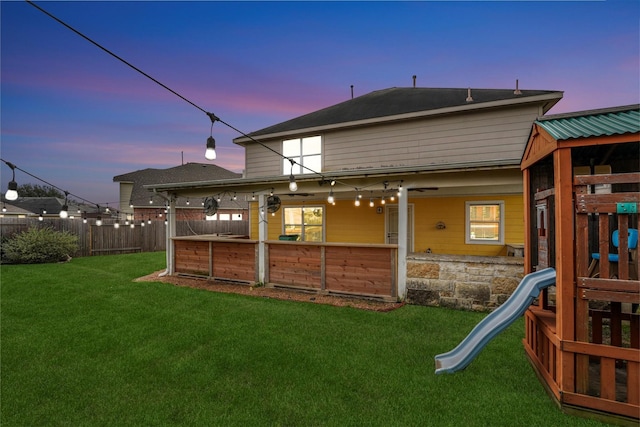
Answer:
[238,87,563,141]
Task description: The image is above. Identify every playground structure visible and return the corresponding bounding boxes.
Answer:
[435,268,556,374]
[521,106,639,423]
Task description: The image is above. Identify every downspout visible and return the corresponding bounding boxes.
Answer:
[152,190,175,277]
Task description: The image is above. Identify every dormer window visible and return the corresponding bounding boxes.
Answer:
[282,136,322,175]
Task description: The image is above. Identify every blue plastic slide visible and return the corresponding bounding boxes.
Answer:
[434,267,556,374]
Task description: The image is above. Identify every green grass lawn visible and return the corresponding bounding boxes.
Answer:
[1,252,607,426]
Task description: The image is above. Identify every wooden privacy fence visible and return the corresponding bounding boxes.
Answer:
[0,218,248,257]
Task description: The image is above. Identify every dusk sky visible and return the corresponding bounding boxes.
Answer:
[2,1,639,208]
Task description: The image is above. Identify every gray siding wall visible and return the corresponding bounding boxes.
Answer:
[244,104,542,178]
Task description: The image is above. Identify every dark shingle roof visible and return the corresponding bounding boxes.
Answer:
[536,104,640,140]
[113,162,240,184]
[114,163,243,208]
[241,87,562,139]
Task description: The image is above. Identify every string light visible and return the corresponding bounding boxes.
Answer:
[59,191,69,218]
[3,161,18,201]
[21,4,411,212]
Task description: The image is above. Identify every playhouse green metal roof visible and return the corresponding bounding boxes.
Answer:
[535,104,640,140]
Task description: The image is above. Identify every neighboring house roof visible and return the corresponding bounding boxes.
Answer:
[1,201,35,216]
[113,162,245,208]
[237,86,563,141]
[0,197,93,215]
[535,104,640,140]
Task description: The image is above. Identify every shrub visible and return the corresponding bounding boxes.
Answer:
[2,226,79,264]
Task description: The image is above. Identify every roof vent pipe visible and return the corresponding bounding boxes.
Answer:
[350,85,354,99]
[514,79,522,95]
[413,75,416,88]
[466,87,473,102]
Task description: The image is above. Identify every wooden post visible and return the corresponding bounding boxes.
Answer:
[258,194,267,284]
[554,147,576,395]
[397,186,408,301]
[523,169,532,274]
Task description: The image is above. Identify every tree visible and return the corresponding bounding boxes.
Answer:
[17,183,64,198]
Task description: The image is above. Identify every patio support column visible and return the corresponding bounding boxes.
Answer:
[258,193,267,284]
[162,194,176,276]
[397,187,408,300]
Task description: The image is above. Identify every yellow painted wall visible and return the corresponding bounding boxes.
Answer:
[412,195,524,256]
[250,200,386,243]
[250,194,524,256]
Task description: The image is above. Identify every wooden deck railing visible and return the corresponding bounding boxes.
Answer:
[171,236,398,300]
[266,241,398,299]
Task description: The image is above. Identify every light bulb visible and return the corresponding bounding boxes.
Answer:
[59,205,69,219]
[289,174,298,192]
[369,198,374,207]
[327,192,334,204]
[114,220,120,229]
[205,136,217,160]
[5,181,18,201]
[355,198,360,207]
[96,217,103,226]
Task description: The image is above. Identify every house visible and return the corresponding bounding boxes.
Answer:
[113,163,247,223]
[147,85,563,301]
[521,104,639,422]
[0,196,95,219]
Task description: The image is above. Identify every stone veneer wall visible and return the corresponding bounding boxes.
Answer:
[406,253,524,311]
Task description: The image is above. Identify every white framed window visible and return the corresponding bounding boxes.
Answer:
[232,214,243,221]
[205,213,217,221]
[282,206,324,242]
[465,201,504,245]
[218,213,231,221]
[282,135,322,175]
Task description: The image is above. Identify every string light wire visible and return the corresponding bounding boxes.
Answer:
[25,0,402,198]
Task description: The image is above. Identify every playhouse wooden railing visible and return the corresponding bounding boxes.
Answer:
[572,172,639,418]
